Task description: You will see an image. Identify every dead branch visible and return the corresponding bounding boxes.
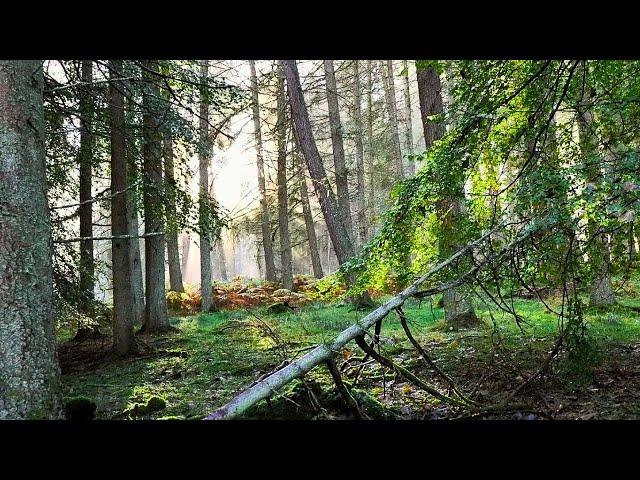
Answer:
[205,221,541,420]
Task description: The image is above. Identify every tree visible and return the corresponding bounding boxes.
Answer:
[75,59,96,338]
[324,60,354,240]
[125,90,145,326]
[351,60,368,248]
[283,60,354,267]
[402,60,415,176]
[141,60,169,332]
[0,60,60,419]
[383,60,404,180]
[293,132,323,279]
[199,60,214,311]
[109,59,137,354]
[576,61,616,307]
[365,60,376,240]
[163,108,185,293]
[276,63,293,290]
[416,61,479,328]
[249,60,276,282]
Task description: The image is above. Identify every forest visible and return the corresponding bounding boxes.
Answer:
[1,59,640,421]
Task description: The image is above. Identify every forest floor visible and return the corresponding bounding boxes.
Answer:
[59,278,640,420]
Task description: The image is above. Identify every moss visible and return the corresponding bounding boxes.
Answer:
[64,396,96,421]
[146,395,167,412]
[350,389,398,419]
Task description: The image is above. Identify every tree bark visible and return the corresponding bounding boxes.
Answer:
[0,60,60,419]
[77,60,95,321]
[209,180,228,282]
[276,63,293,290]
[109,60,137,354]
[181,233,191,276]
[198,60,213,310]
[283,60,355,267]
[416,62,478,328]
[352,60,368,248]
[249,60,277,282]
[141,60,169,332]
[402,60,415,176]
[575,62,616,307]
[125,92,144,327]
[294,132,323,279]
[383,60,404,180]
[163,127,184,292]
[366,61,375,241]
[324,60,354,240]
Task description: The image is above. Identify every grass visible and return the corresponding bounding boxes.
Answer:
[60,282,640,419]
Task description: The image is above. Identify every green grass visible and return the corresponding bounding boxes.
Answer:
[60,286,640,419]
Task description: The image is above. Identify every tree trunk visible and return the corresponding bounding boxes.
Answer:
[284,60,372,306]
[77,60,95,322]
[276,63,293,290]
[402,60,415,176]
[127,201,144,326]
[249,60,277,282]
[283,60,354,267]
[209,180,228,282]
[141,60,169,332]
[125,92,144,327]
[351,61,368,248]
[217,239,228,282]
[416,62,478,328]
[324,60,354,240]
[366,61,375,241]
[0,60,60,419]
[575,63,616,307]
[109,60,137,354]
[294,132,323,279]
[198,60,213,310]
[181,233,191,275]
[163,127,184,292]
[383,60,404,180]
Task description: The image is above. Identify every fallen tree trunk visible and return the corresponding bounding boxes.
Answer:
[205,220,540,420]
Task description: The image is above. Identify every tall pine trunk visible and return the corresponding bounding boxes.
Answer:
[276,63,293,290]
[198,60,213,311]
[283,60,354,266]
[402,60,415,176]
[249,60,276,282]
[416,62,478,328]
[163,128,184,292]
[366,61,376,241]
[125,92,144,326]
[78,60,95,319]
[576,62,616,307]
[324,60,354,240]
[141,60,169,332]
[383,60,404,180]
[351,60,367,247]
[109,60,137,354]
[0,60,60,419]
[293,132,323,279]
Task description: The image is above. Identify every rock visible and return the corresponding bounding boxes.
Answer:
[272,288,293,297]
[267,302,293,314]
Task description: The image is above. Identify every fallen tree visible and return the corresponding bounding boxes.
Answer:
[205,219,543,420]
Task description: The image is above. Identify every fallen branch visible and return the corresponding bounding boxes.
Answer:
[54,231,163,244]
[205,221,541,420]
